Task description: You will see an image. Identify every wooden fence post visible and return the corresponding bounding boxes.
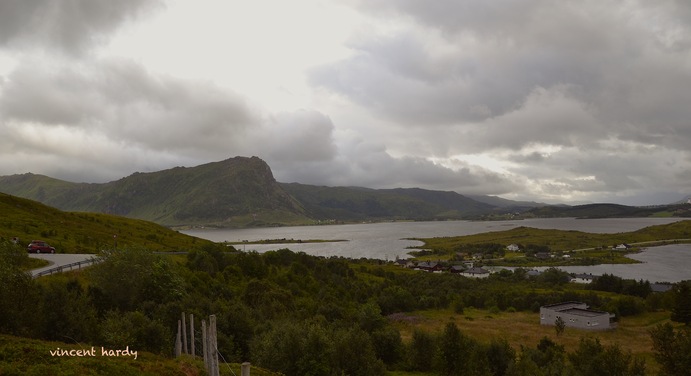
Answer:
[175,319,182,357]
[209,314,219,376]
[241,362,251,376]
[202,319,209,371]
[182,312,188,355]
[190,313,195,357]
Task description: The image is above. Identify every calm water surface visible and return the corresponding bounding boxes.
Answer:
[183,218,690,282]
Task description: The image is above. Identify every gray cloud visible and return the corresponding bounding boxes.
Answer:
[315,1,691,151]
[0,59,258,154]
[0,0,161,54]
[305,0,691,203]
[1,0,690,205]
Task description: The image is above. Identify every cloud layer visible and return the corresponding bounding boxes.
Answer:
[1,0,690,205]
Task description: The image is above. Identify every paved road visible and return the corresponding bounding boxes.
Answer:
[29,253,98,277]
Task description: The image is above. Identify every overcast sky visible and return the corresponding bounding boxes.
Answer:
[1,0,690,205]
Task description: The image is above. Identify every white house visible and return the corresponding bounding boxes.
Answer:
[460,267,490,279]
[570,273,597,284]
[506,244,520,252]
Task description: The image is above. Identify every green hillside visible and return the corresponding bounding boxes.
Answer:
[280,183,495,221]
[0,157,310,227]
[0,192,213,253]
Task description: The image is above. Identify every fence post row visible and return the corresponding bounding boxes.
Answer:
[175,313,250,375]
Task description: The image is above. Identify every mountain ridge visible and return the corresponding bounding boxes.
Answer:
[1,156,689,227]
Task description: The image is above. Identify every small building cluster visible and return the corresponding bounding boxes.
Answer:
[540,302,616,330]
[394,259,491,278]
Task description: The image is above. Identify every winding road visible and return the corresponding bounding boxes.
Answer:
[29,253,99,277]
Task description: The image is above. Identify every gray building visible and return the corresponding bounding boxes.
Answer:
[540,302,616,330]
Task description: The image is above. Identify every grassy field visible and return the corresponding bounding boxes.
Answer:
[389,307,675,375]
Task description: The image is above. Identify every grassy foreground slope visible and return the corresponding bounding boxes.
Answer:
[0,192,214,253]
[0,334,279,376]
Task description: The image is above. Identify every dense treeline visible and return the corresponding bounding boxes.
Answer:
[1,240,690,375]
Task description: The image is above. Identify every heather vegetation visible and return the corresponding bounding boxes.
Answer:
[1,237,690,375]
[0,192,214,253]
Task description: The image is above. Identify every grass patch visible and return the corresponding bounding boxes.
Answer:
[22,257,50,271]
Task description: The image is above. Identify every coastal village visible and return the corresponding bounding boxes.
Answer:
[396,242,675,291]
[397,242,676,332]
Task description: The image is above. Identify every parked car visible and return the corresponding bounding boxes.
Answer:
[27,240,56,254]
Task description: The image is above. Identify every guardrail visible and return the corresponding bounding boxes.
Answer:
[32,257,102,278]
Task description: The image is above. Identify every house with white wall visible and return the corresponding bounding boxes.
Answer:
[540,302,615,330]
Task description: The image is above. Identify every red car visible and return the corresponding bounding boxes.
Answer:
[27,240,56,254]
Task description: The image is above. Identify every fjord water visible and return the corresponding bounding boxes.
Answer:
[183,217,691,282]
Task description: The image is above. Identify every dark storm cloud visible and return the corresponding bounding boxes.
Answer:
[0,0,161,54]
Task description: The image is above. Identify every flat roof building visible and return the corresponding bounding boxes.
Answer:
[540,302,616,330]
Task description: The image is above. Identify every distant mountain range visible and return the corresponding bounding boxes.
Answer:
[0,156,689,227]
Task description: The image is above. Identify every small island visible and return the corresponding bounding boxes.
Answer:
[408,221,691,267]
[225,238,348,245]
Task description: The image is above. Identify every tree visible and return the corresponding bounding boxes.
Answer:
[671,280,691,325]
[370,326,404,366]
[511,338,567,376]
[101,311,171,354]
[88,247,184,311]
[650,323,691,375]
[251,320,332,376]
[331,327,386,376]
[555,317,566,337]
[486,338,516,376]
[0,240,41,336]
[438,322,465,376]
[408,329,436,371]
[39,278,99,343]
[568,337,645,376]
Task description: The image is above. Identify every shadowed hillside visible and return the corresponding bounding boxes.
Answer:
[280,183,495,221]
[0,192,213,253]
